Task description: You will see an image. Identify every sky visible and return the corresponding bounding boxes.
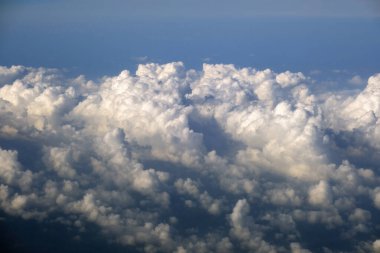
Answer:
[1,0,380,78]
[1,1,380,253]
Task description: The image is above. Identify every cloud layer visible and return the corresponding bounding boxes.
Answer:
[0,63,379,252]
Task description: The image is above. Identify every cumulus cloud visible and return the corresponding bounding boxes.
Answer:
[374,240,380,253]
[308,180,332,207]
[348,75,365,86]
[0,63,379,252]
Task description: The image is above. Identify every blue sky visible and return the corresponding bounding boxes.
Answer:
[1,0,380,78]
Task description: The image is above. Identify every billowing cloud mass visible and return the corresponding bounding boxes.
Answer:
[0,63,379,252]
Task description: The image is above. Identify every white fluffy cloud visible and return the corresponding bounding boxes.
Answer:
[308,180,332,207]
[0,63,379,252]
[374,240,380,253]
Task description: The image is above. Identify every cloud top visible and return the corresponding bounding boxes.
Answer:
[0,63,379,252]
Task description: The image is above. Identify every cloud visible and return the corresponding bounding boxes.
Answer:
[374,240,380,253]
[0,63,379,252]
[174,178,222,215]
[229,199,276,253]
[290,243,312,253]
[348,75,365,86]
[308,180,332,207]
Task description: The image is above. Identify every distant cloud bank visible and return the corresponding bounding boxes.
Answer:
[0,63,379,252]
